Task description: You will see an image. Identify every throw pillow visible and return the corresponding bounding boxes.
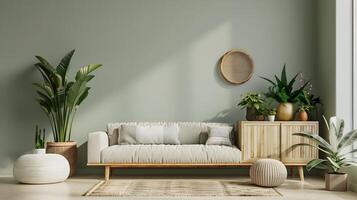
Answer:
[118,125,137,144]
[163,124,180,144]
[205,126,233,146]
[136,125,164,144]
[118,124,180,144]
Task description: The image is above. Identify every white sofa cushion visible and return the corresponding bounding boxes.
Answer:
[107,122,233,145]
[101,144,241,163]
[163,124,180,144]
[119,124,180,145]
[136,125,164,144]
[206,126,233,146]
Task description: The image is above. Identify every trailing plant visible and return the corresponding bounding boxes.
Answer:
[238,93,264,111]
[35,125,45,149]
[34,50,102,142]
[260,65,309,103]
[293,116,357,173]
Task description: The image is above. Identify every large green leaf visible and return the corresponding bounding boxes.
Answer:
[306,159,327,171]
[67,80,87,110]
[75,64,102,81]
[286,73,299,94]
[293,132,333,152]
[33,83,54,98]
[280,64,287,86]
[339,148,357,157]
[260,76,276,86]
[327,157,341,172]
[292,143,331,155]
[338,129,357,149]
[56,50,75,81]
[76,87,90,106]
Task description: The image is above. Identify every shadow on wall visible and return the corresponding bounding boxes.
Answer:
[0,64,48,172]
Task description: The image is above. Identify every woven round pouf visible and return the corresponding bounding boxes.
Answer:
[250,159,287,187]
[13,153,69,184]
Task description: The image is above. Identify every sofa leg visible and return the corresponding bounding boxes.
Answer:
[105,166,110,181]
[298,166,304,182]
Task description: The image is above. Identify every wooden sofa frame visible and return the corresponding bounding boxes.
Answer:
[87,163,305,181]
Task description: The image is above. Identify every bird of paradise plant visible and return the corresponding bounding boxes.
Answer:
[34,50,102,142]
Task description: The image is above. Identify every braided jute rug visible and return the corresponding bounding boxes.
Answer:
[84,179,281,197]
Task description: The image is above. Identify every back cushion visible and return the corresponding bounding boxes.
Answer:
[107,122,232,145]
[118,124,180,145]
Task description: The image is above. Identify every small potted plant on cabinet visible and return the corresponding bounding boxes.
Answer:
[33,50,102,176]
[293,116,357,191]
[238,93,264,121]
[296,104,312,121]
[34,125,46,154]
[266,108,277,121]
[260,65,309,121]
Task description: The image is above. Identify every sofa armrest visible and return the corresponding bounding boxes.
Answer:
[87,131,109,164]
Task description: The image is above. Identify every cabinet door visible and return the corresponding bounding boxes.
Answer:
[239,122,281,163]
[281,122,319,164]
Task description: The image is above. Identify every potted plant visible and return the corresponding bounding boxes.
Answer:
[238,93,264,121]
[260,65,309,121]
[34,125,46,154]
[255,106,266,121]
[296,104,312,121]
[293,116,357,191]
[34,50,102,176]
[266,108,276,121]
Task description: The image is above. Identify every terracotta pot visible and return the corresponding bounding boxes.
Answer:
[276,103,294,121]
[46,141,77,176]
[246,107,257,121]
[325,173,347,191]
[296,110,308,121]
[255,115,265,121]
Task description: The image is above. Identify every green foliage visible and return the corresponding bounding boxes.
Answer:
[297,91,321,112]
[238,93,264,111]
[293,116,357,173]
[267,108,277,115]
[34,50,102,142]
[260,65,309,103]
[35,125,45,149]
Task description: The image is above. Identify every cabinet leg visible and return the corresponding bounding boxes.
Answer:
[298,166,304,182]
[105,166,110,181]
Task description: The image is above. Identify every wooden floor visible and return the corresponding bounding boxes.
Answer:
[0,175,356,200]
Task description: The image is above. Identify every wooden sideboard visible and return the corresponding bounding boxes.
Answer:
[237,121,319,181]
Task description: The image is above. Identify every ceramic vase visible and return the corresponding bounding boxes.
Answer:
[277,103,294,121]
[246,107,257,121]
[268,115,275,122]
[33,148,46,154]
[296,110,308,121]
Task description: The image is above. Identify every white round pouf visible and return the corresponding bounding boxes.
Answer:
[250,159,287,187]
[13,153,70,184]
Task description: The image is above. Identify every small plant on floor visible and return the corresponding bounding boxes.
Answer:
[293,116,357,190]
[35,125,46,149]
[238,93,265,121]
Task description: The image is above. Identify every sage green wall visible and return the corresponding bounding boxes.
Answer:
[0,0,317,176]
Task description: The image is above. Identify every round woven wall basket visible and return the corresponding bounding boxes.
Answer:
[219,49,254,84]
